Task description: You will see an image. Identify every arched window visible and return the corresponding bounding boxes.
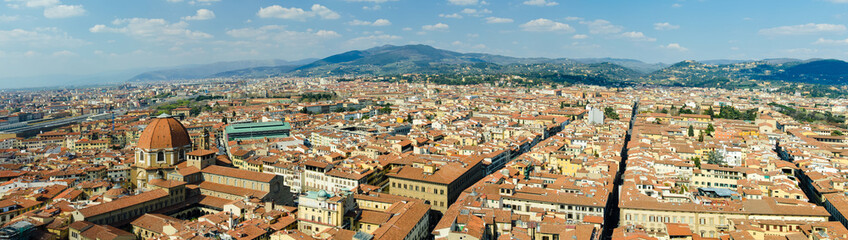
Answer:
[157,152,164,163]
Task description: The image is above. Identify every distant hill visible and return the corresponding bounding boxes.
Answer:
[572,58,667,73]
[214,45,645,81]
[776,59,848,84]
[700,59,752,65]
[135,44,848,87]
[128,59,316,82]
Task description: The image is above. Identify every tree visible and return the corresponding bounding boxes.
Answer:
[703,106,715,117]
[833,130,844,136]
[698,131,704,142]
[693,157,701,168]
[604,107,620,120]
[688,125,695,137]
[706,150,726,166]
[221,117,228,124]
[706,123,715,136]
[407,114,413,123]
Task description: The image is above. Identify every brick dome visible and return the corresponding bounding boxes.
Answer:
[137,114,192,150]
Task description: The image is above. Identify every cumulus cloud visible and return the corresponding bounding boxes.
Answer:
[485,17,513,24]
[439,13,463,19]
[43,4,85,18]
[580,19,622,34]
[167,0,220,4]
[460,8,491,16]
[0,27,86,47]
[814,37,848,45]
[348,19,391,26]
[226,25,340,41]
[654,22,679,31]
[257,4,340,20]
[523,0,558,6]
[51,50,74,56]
[572,34,588,39]
[315,30,341,38]
[345,0,398,2]
[660,43,687,51]
[6,0,59,8]
[621,31,656,41]
[422,23,449,31]
[346,34,402,47]
[6,0,86,18]
[520,18,573,33]
[0,15,19,22]
[89,18,212,42]
[182,9,215,21]
[447,0,481,5]
[759,23,846,35]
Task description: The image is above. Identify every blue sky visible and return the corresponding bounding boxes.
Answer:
[3,0,848,80]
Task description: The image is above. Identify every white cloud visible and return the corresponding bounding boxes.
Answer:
[402,27,412,31]
[224,25,340,51]
[6,0,85,18]
[520,18,574,33]
[572,34,588,39]
[564,16,582,21]
[51,50,74,56]
[621,31,655,41]
[167,0,220,4]
[346,34,401,46]
[654,22,679,31]
[826,0,848,3]
[460,8,490,16]
[189,0,220,5]
[759,23,846,35]
[660,43,687,51]
[439,13,463,19]
[671,3,682,7]
[0,28,86,48]
[523,0,558,6]
[89,18,212,42]
[0,15,19,22]
[485,17,513,24]
[182,9,215,21]
[814,37,848,45]
[7,0,59,8]
[43,4,85,18]
[257,4,340,20]
[348,19,391,26]
[422,23,449,31]
[315,30,341,38]
[372,19,391,26]
[580,19,622,34]
[345,0,397,2]
[448,0,478,5]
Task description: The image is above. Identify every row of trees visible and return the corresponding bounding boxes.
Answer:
[769,102,846,126]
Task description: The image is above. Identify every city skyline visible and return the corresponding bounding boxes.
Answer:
[4,0,848,83]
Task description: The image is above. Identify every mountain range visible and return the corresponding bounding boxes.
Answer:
[12,44,848,89]
[200,44,848,87]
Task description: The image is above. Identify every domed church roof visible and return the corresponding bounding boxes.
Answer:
[137,114,192,150]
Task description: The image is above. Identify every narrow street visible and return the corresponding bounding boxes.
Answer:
[601,100,638,240]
